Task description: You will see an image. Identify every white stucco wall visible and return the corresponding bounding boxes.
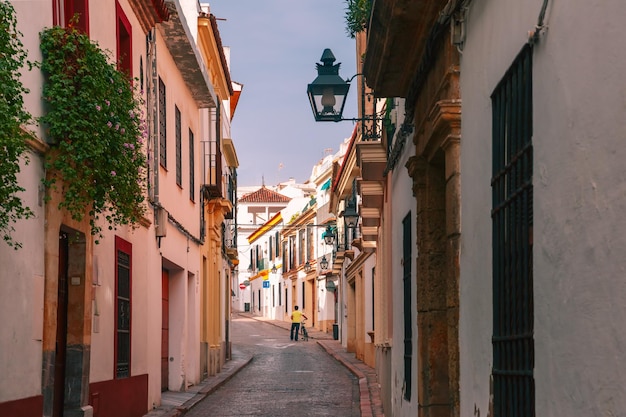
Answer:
[0,1,51,403]
[86,0,162,383]
[460,0,626,415]
[154,19,204,393]
[0,153,46,403]
[389,123,417,417]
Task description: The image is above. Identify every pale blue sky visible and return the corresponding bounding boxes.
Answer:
[208,1,358,187]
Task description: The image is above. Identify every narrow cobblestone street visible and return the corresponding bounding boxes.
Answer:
[185,315,360,417]
[144,312,384,417]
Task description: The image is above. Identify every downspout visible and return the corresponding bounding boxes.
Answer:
[529,0,550,44]
[216,101,229,356]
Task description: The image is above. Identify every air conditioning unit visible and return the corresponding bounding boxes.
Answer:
[155,207,168,237]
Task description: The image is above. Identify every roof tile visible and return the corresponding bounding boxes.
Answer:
[238,186,291,203]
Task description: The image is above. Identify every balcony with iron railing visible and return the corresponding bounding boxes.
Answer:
[202,137,223,199]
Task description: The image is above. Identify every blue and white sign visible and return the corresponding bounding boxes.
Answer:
[262,281,270,288]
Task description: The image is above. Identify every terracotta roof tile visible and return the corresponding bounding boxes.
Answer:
[238,186,291,203]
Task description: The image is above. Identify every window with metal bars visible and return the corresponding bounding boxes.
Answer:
[158,78,166,168]
[290,236,296,270]
[269,237,273,262]
[175,106,181,187]
[402,212,412,401]
[491,44,535,417]
[275,232,280,257]
[189,129,195,201]
[115,236,132,379]
[308,229,314,262]
[299,229,305,267]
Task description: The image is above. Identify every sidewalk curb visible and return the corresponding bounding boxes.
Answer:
[143,353,253,417]
[317,341,371,417]
[177,355,254,414]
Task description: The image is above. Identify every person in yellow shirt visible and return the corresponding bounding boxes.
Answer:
[290,306,308,341]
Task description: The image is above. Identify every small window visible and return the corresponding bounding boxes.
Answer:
[175,106,182,187]
[116,1,132,78]
[189,129,195,201]
[158,78,167,168]
[54,0,89,34]
[298,229,305,266]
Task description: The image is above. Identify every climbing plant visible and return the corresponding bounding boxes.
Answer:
[39,20,147,241]
[0,1,35,249]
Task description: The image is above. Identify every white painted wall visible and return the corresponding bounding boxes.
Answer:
[0,152,46,403]
[460,0,626,415]
[1,0,57,404]
[388,104,417,416]
[154,18,204,393]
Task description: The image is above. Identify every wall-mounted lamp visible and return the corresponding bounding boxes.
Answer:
[340,198,359,228]
[304,261,312,273]
[271,264,277,274]
[307,48,381,140]
[322,225,335,245]
[320,255,329,270]
[307,49,350,122]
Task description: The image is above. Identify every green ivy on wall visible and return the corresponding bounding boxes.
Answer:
[0,1,35,249]
[39,20,147,242]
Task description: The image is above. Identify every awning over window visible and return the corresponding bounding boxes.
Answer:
[320,178,331,191]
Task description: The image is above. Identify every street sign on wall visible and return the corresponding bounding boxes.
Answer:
[262,281,270,288]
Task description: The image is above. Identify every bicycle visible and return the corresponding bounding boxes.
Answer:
[300,319,309,341]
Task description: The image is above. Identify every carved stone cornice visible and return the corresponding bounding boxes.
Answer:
[406,155,428,192]
[418,98,462,161]
[356,140,387,182]
[127,0,169,34]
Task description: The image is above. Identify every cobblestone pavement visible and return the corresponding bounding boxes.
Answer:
[185,314,360,416]
[144,312,384,417]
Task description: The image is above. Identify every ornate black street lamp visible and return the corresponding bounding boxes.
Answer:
[322,225,336,245]
[307,49,351,122]
[320,255,329,270]
[341,198,359,228]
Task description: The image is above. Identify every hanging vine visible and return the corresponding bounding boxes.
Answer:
[39,20,147,242]
[0,1,35,249]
